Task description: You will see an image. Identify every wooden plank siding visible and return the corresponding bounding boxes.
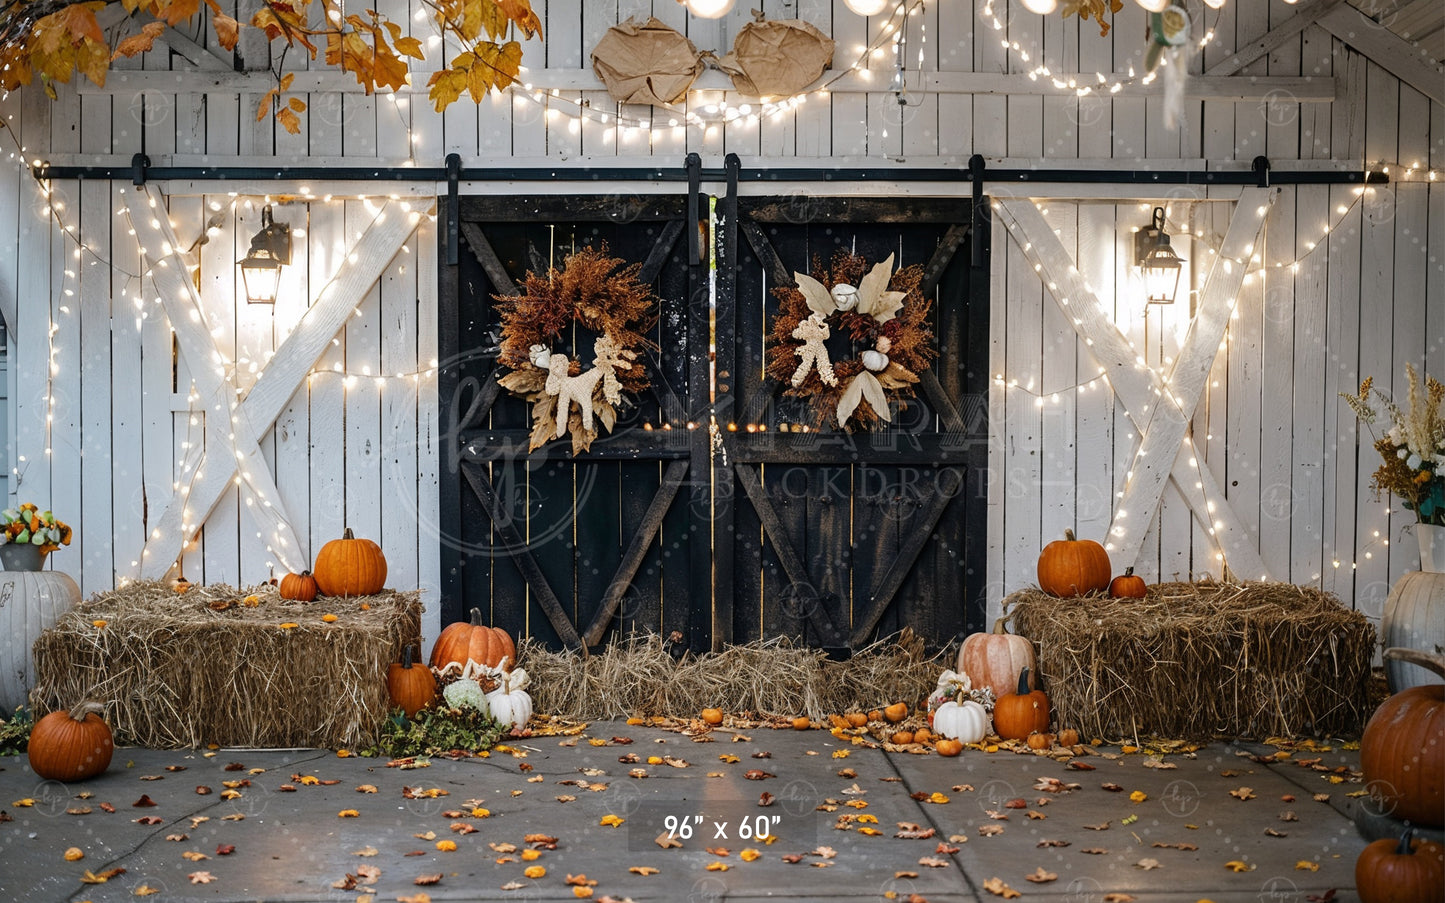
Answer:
[0,0,1440,649]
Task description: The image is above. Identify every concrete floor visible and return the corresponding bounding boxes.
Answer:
[0,722,1386,902]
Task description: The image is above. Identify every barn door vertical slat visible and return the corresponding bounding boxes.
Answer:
[710,155,741,652]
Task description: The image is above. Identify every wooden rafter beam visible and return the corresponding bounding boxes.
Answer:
[79,69,1340,102]
[1206,0,1348,76]
[96,6,232,71]
[1319,3,1445,105]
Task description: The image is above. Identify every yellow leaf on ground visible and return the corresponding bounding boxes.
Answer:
[1224,860,1255,872]
[628,866,659,875]
[64,847,84,861]
[523,865,545,878]
[337,809,359,817]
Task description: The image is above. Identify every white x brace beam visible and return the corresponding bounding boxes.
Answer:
[995,191,1275,580]
[125,188,418,579]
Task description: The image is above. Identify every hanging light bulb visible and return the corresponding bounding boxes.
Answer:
[1021,0,1059,13]
[844,0,890,15]
[1135,0,1170,11]
[685,0,735,17]
[1203,0,1225,6]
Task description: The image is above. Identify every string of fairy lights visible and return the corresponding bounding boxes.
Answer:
[3,0,1438,585]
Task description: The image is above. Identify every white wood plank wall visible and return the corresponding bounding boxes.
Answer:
[0,1,1440,642]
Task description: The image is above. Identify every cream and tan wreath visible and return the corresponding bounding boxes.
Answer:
[766,251,935,430]
[496,246,657,454]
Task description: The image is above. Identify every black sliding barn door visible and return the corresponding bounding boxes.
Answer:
[438,191,712,653]
[715,192,990,653]
[438,174,990,655]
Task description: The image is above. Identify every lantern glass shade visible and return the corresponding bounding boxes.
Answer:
[844,0,890,15]
[1021,0,1059,13]
[1134,207,1185,305]
[238,204,291,304]
[685,0,735,17]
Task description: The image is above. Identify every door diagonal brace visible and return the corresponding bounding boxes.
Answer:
[580,459,691,647]
[461,465,586,652]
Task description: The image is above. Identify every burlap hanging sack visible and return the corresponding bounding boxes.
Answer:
[714,11,834,98]
[591,17,705,107]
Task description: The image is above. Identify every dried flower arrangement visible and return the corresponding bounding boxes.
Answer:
[766,250,935,431]
[495,246,658,454]
[1342,365,1445,526]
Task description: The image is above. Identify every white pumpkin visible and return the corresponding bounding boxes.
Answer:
[861,350,889,372]
[485,667,533,729]
[932,699,989,743]
[830,283,860,311]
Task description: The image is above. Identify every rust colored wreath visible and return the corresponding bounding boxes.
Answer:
[766,250,936,430]
[496,246,658,454]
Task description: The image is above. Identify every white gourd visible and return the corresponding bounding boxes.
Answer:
[485,667,533,729]
[932,700,989,743]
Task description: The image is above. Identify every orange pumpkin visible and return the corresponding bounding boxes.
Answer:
[1360,648,1445,827]
[1058,728,1080,747]
[891,731,914,745]
[279,569,319,602]
[28,701,114,781]
[1355,828,1444,903]
[313,528,387,596]
[884,702,909,723]
[1108,567,1147,599]
[701,708,725,725]
[994,667,1050,741]
[387,646,437,718]
[935,738,963,757]
[429,607,516,672]
[1037,529,1111,597]
[1026,731,1053,750]
[845,712,868,728]
[957,617,1036,697]
[791,717,811,730]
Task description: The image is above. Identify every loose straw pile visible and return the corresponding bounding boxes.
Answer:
[523,628,945,721]
[32,581,420,749]
[1006,581,1376,740]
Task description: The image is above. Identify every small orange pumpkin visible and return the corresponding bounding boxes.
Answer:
[1058,728,1080,747]
[28,701,114,781]
[845,712,868,728]
[430,607,516,672]
[994,667,1051,741]
[891,731,914,745]
[1037,529,1111,597]
[387,646,437,718]
[1108,567,1147,599]
[912,727,932,744]
[1355,827,1444,903]
[313,528,387,597]
[884,702,908,723]
[791,716,811,730]
[935,738,963,757]
[279,569,319,602]
[1026,731,1053,750]
[701,708,725,725]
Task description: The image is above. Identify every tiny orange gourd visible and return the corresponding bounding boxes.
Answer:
[701,708,724,726]
[867,710,883,723]
[1026,731,1053,750]
[912,727,932,744]
[884,702,908,723]
[279,569,319,602]
[935,738,963,757]
[891,731,914,745]
[1058,728,1080,747]
[791,716,811,730]
[845,712,868,728]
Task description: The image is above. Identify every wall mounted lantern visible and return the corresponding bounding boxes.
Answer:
[238,204,292,304]
[1134,206,1185,306]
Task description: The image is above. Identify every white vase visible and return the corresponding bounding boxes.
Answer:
[1416,523,1445,573]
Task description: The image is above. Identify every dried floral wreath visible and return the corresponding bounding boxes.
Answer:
[766,251,936,430]
[496,246,657,454]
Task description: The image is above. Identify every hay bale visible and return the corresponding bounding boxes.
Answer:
[31,581,420,749]
[522,629,948,721]
[1006,581,1376,740]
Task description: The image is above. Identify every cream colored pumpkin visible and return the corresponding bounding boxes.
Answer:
[932,700,989,743]
[0,570,81,711]
[485,667,533,730]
